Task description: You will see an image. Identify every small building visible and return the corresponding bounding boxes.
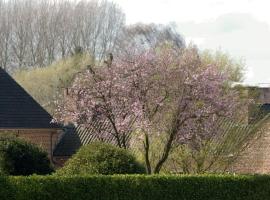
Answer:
[0,67,62,161]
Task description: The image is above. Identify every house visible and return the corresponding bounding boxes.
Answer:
[0,67,117,167]
[0,67,62,161]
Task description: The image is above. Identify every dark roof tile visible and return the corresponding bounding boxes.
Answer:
[53,119,132,157]
[0,67,60,129]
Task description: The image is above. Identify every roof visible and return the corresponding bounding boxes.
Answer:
[53,119,132,157]
[259,103,270,118]
[0,67,60,129]
[249,103,270,123]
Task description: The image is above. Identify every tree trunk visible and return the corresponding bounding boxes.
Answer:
[143,133,152,174]
[153,112,182,174]
[153,131,175,174]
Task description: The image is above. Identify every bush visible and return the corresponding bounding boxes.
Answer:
[0,136,53,175]
[56,142,145,175]
[0,175,270,200]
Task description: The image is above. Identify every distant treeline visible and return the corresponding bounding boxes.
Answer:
[0,0,124,70]
[0,0,184,72]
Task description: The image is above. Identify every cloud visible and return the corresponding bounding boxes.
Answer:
[177,13,270,84]
[113,0,270,84]
[114,0,270,25]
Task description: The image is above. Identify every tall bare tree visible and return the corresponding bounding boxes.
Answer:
[0,0,126,71]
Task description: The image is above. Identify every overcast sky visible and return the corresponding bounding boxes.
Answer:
[113,0,270,84]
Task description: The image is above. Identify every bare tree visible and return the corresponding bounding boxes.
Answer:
[0,0,126,71]
[114,23,185,57]
[0,0,12,70]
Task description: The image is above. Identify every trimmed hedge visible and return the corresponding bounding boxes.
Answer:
[57,142,145,175]
[1,175,270,200]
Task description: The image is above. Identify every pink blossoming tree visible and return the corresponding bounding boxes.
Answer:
[55,45,241,174]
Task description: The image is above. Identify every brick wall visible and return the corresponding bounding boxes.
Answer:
[17,129,62,160]
[229,87,270,174]
[231,121,270,174]
[258,87,270,104]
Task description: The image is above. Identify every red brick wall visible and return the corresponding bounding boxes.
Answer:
[231,121,270,174]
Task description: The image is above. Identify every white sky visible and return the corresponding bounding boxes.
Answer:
[113,0,270,84]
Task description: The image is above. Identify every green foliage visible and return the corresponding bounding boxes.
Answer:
[14,54,93,114]
[0,175,270,200]
[0,131,16,138]
[200,49,245,82]
[57,142,145,175]
[0,136,53,176]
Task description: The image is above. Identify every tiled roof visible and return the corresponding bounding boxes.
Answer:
[258,104,270,121]
[249,103,270,124]
[260,103,270,113]
[53,119,132,157]
[0,67,60,129]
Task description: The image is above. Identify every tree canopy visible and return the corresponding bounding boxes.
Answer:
[55,45,246,173]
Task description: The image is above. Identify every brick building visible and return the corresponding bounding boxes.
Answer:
[232,86,270,173]
[0,67,63,161]
[0,67,115,167]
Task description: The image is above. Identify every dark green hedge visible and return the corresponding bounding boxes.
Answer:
[0,136,53,176]
[1,175,270,200]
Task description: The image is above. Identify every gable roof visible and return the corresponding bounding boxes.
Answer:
[0,67,60,129]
